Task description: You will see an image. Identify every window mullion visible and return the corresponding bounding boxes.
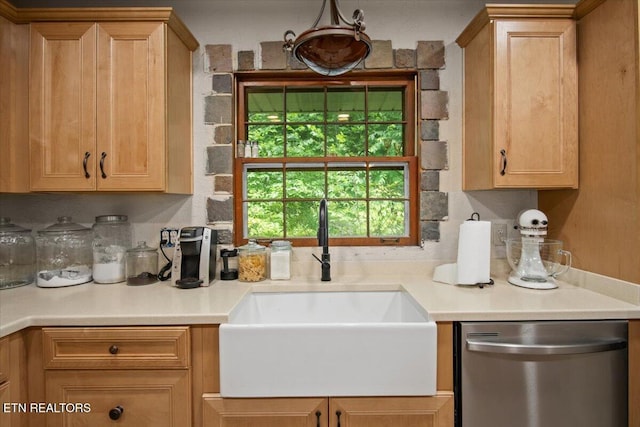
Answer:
[283,86,288,158]
[364,85,369,156]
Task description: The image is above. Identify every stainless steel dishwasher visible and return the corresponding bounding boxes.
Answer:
[454,320,628,427]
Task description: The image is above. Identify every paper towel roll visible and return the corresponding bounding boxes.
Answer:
[456,220,491,285]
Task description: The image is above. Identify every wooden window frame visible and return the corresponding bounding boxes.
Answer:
[234,71,418,247]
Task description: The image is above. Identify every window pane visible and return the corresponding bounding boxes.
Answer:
[285,201,319,237]
[248,90,283,123]
[370,200,407,236]
[248,124,284,157]
[246,170,283,199]
[286,124,325,157]
[286,170,325,199]
[327,89,365,122]
[239,76,415,246]
[330,200,367,236]
[286,89,324,122]
[246,201,283,238]
[368,89,404,122]
[368,124,404,156]
[327,124,365,157]
[328,169,366,198]
[370,168,405,198]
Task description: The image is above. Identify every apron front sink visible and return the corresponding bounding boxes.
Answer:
[219,290,437,397]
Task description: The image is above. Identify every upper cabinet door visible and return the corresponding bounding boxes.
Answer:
[26,9,196,194]
[493,19,578,188]
[457,6,578,190]
[96,22,165,191]
[30,22,97,191]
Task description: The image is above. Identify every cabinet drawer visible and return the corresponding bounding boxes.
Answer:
[45,369,190,427]
[43,327,190,369]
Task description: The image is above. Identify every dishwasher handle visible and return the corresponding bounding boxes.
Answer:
[466,337,627,355]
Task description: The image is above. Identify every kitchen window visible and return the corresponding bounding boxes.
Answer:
[234,72,418,246]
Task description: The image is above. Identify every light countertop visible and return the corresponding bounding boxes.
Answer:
[1,260,639,338]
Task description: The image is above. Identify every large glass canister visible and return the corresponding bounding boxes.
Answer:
[92,215,132,284]
[0,217,36,289]
[238,239,267,282]
[126,241,158,285]
[36,216,94,287]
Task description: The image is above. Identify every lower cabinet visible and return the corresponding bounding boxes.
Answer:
[203,396,327,427]
[0,332,29,427]
[331,395,454,427]
[41,326,192,427]
[45,370,190,427]
[203,393,454,427]
[0,336,10,427]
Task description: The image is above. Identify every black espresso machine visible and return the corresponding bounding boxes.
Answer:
[171,227,217,288]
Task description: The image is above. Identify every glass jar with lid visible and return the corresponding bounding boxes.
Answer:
[36,216,94,287]
[126,241,158,285]
[0,217,36,289]
[238,239,267,282]
[92,215,132,284]
[270,240,292,280]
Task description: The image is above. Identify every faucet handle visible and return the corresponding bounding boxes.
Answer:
[312,253,331,281]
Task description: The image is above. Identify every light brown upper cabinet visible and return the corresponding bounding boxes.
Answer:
[456,5,578,190]
[29,9,197,193]
[0,13,29,193]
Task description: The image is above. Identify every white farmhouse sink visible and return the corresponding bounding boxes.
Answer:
[219,290,437,397]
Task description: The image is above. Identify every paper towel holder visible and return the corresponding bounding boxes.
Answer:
[467,212,481,221]
[477,278,494,289]
[464,211,494,288]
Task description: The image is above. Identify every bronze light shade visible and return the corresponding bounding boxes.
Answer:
[284,0,372,76]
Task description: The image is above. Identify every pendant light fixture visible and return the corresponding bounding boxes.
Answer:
[283,0,372,76]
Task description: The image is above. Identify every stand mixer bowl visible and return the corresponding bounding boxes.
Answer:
[506,238,572,289]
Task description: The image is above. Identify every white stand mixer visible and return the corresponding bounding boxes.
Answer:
[507,209,571,290]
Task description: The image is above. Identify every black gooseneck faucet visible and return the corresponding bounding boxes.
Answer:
[312,198,331,281]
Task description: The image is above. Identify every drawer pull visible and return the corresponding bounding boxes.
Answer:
[108,345,119,355]
[109,405,124,420]
[336,410,342,427]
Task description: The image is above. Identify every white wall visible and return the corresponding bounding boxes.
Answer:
[1,0,574,263]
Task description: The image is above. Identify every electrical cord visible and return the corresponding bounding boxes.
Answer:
[158,244,172,281]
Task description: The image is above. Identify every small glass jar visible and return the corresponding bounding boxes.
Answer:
[92,215,132,284]
[236,140,245,158]
[0,217,36,289]
[36,217,93,287]
[126,241,158,286]
[238,239,267,282]
[270,240,291,280]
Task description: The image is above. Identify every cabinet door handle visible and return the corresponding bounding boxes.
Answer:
[500,149,507,176]
[82,152,91,179]
[100,152,107,179]
[108,345,118,355]
[108,405,124,420]
[336,410,342,427]
[315,410,321,427]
